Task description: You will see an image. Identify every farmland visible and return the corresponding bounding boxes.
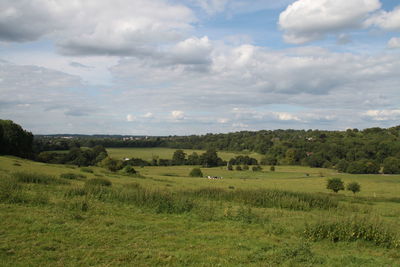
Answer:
[1,153,399,266]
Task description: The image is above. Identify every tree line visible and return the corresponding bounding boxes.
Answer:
[3,120,400,174]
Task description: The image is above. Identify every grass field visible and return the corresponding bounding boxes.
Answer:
[106,147,263,161]
[1,155,400,266]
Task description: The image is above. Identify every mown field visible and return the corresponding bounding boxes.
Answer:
[1,154,400,266]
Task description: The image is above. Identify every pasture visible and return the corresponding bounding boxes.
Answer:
[0,155,399,266]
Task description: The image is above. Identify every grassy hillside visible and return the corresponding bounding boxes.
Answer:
[0,155,399,266]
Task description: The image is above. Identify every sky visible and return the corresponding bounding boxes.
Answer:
[1,0,400,135]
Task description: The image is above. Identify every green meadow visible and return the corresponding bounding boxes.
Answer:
[1,153,400,266]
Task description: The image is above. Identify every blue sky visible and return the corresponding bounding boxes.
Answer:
[1,0,400,135]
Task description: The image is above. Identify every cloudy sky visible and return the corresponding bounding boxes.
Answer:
[1,0,400,135]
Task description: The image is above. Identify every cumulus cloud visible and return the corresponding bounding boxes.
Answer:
[279,0,381,44]
[0,0,195,56]
[366,6,400,31]
[126,114,136,122]
[388,37,400,49]
[363,109,400,121]
[171,110,185,120]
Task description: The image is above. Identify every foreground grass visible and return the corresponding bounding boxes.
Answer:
[0,156,399,266]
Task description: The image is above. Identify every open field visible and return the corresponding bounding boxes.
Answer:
[1,155,400,266]
[106,147,263,161]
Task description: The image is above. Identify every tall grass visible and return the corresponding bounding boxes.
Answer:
[186,187,338,211]
[65,182,195,214]
[304,216,400,248]
[0,176,26,203]
[12,172,68,185]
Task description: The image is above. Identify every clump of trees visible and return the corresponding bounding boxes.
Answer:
[37,146,108,167]
[0,120,33,158]
[327,178,361,194]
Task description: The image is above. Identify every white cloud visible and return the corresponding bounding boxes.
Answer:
[279,0,381,44]
[142,112,154,119]
[366,6,400,31]
[388,37,400,49]
[171,110,185,120]
[126,114,136,122]
[0,0,195,56]
[363,109,400,121]
[273,112,301,121]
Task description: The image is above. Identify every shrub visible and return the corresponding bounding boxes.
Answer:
[189,168,203,177]
[85,178,112,187]
[242,164,249,171]
[227,164,233,171]
[13,172,67,185]
[304,217,399,248]
[235,165,242,171]
[60,173,86,180]
[123,166,137,175]
[252,165,262,172]
[270,165,275,172]
[347,182,361,194]
[326,178,344,193]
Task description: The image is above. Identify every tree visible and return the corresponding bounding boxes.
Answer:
[172,149,186,165]
[382,157,400,174]
[227,163,233,171]
[187,152,200,165]
[252,165,262,172]
[243,164,249,170]
[270,165,275,172]
[235,165,242,171]
[200,149,222,167]
[189,168,203,177]
[346,182,361,194]
[326,178,344,193]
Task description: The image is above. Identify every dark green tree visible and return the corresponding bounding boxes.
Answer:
[189,168,203,177]
[326,178,344,193]
[346,182,361,194]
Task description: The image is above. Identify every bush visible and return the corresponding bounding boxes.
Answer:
[326,178,344,193]
[123,166,137,175]
[85,178,112,187]
[252,165,263,172]
[227,164,233,171]
[235,165,242,171]
[346,182,361,194]
[270,166,275,172]
[242,164,249,171]
[60,173,86,180]
[189,168,203,177]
